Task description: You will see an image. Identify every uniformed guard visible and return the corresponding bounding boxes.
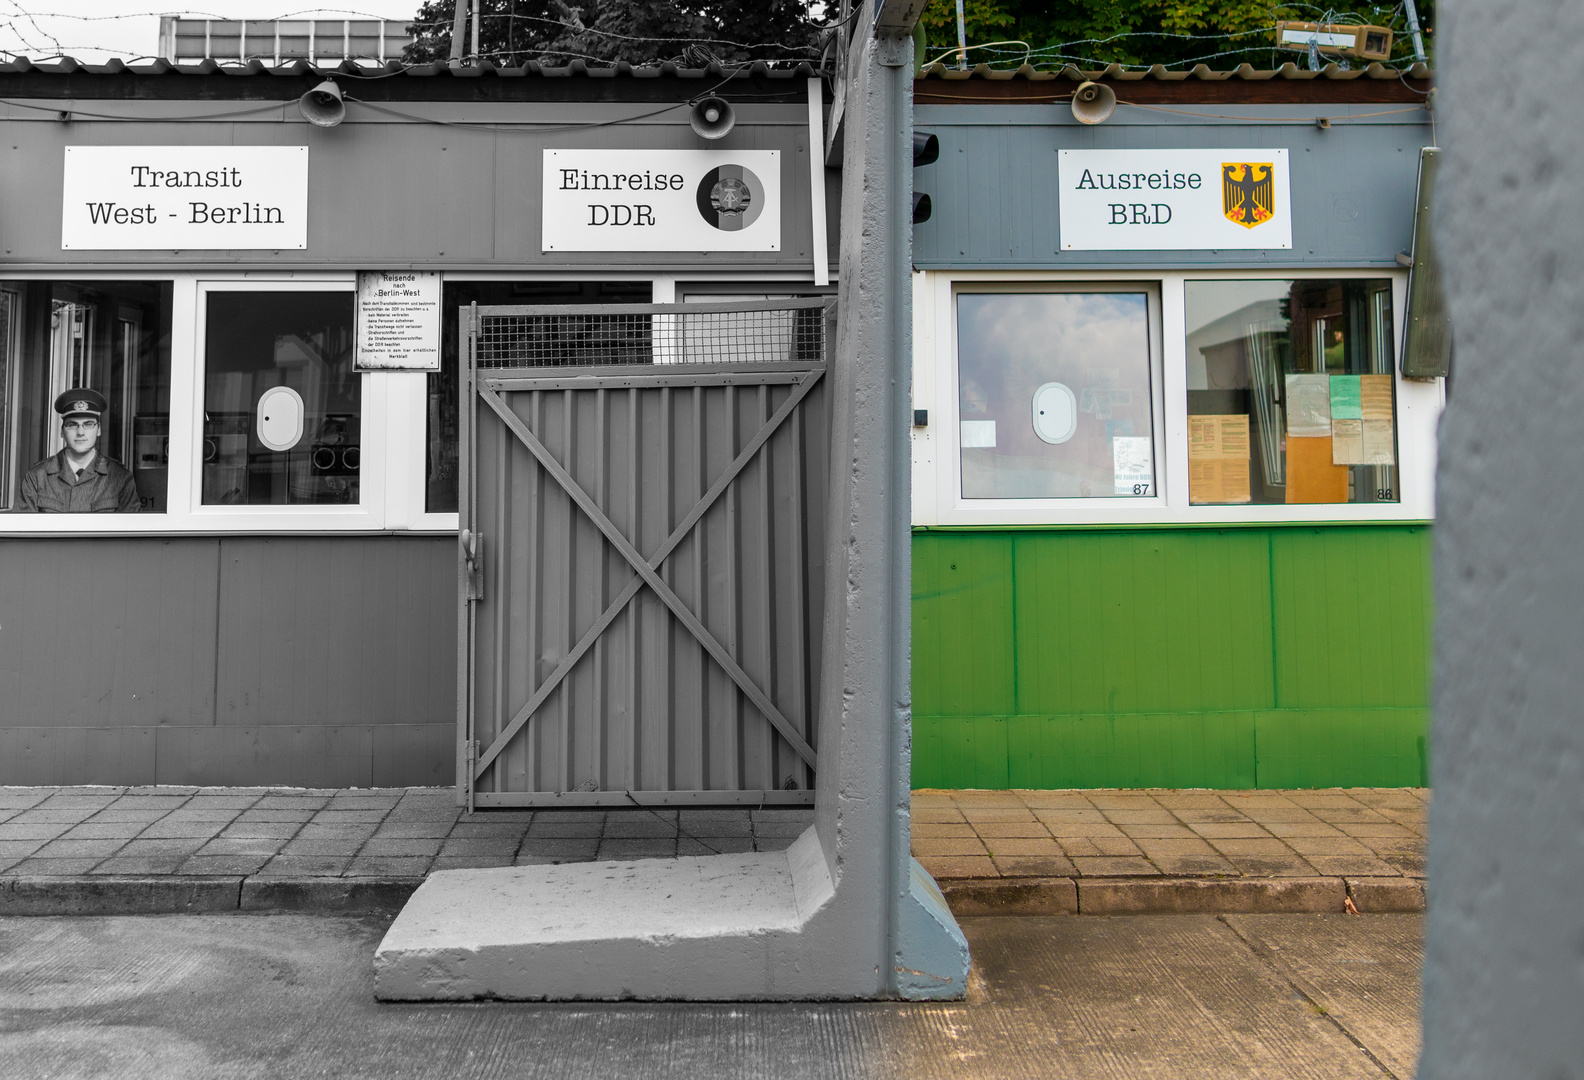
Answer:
[15,389,141,513]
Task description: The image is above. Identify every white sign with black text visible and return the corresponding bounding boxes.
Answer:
[354,271,442,371]
[1058,148,1292,250]
[61,146,309,250]
[542,149,780,252]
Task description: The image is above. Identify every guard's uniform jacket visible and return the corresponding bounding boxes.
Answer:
[16,451,141,513]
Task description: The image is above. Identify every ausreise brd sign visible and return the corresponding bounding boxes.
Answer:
[542,149,780,252]
[1058,148,1292,250]
[61,146,309,250]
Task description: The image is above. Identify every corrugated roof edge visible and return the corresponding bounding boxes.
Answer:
[0,56,821,80]
[917,60,1431,81]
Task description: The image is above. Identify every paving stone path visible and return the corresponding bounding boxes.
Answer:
[0,785,1428,915]
[0,788,809,879]
[911,787,1427,883]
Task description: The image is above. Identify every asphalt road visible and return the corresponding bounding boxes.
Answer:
[0,912,1421,1079]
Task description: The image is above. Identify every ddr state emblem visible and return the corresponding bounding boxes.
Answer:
[1222,162,1275,228]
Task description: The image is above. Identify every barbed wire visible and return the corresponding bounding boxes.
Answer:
[0,1,1430,71]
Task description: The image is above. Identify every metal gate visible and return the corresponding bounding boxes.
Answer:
[459,298,833,809]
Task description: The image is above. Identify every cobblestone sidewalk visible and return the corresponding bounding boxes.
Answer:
[0,787,809,879]
[911,787,1427,883]
[0,785,1428,916]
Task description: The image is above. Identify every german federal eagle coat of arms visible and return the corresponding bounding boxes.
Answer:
[1222,163,1275,228]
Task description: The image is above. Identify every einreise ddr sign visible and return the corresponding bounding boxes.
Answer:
[61,146,309,250]
[1058,148,1292,250]
[542,149,780,252]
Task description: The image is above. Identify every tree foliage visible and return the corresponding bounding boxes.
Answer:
[404,0,821,67]
[917,0,1434,69]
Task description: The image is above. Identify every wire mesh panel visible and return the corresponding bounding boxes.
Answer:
[460,299,833,807]
[473,298,829,369]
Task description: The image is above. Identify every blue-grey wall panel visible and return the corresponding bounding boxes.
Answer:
[0,537,220,726]
[912,103,1432,269]
[214,536,454,728]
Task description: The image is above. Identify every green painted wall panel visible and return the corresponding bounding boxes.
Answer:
[1011,530,1275,715]
[911,525,1432,789]
[1254,708,1428,788]
[1003,712,1256,789]
[1269,527,1432,709]
[912,533,1017,716]
[912,714,1010,789]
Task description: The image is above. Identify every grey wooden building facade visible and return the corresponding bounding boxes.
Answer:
[0,58,837,789]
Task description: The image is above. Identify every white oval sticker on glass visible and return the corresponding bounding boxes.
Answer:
[256,385,305,452]
[1031,382,1078,445]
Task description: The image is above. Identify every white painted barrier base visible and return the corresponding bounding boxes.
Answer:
[373,828,967,1001]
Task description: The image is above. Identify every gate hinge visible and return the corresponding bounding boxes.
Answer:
[462,528,484,601]
[466,739,479,765]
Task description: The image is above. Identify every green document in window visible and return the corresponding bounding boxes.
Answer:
[1330,375,1365,465]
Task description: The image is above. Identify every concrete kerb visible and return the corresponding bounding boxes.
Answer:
[0,873,1423,917]
[940,875,1424,916]
[0,876,423,916]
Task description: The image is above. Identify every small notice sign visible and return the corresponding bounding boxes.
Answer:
[1112,436,1154,496]
[355,271,442,371]
[1058,149,1292,251]
[542,149,780,253]
[61,146,308,250]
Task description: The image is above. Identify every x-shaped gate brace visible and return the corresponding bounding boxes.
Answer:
[471,369,825,783]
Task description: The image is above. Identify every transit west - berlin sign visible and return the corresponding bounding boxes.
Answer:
[60,146,309,250]
[1058,148,1292,250]
[542,149,781,252]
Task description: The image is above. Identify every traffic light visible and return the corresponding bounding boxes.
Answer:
[913,130,938,224]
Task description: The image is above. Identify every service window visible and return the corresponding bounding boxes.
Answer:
[0,280,173,514]
[202,291,359,505]
[1184,278,1398,505]
[955,287,1159,499]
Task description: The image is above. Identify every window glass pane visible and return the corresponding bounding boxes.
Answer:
[957,291,1155,499]
[425,281,651,513]
[1184,279,1398,505]
[3,280,172,514]
[203,292,358,506]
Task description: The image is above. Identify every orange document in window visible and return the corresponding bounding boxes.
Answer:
[1286,436,1349,503]
[1188,414,1251,504]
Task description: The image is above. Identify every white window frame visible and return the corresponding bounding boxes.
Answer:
[0,269,832,535]
[913,268,1441,527]
[0,272,454,535]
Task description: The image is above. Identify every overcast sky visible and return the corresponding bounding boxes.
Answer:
[0,2,419,63]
